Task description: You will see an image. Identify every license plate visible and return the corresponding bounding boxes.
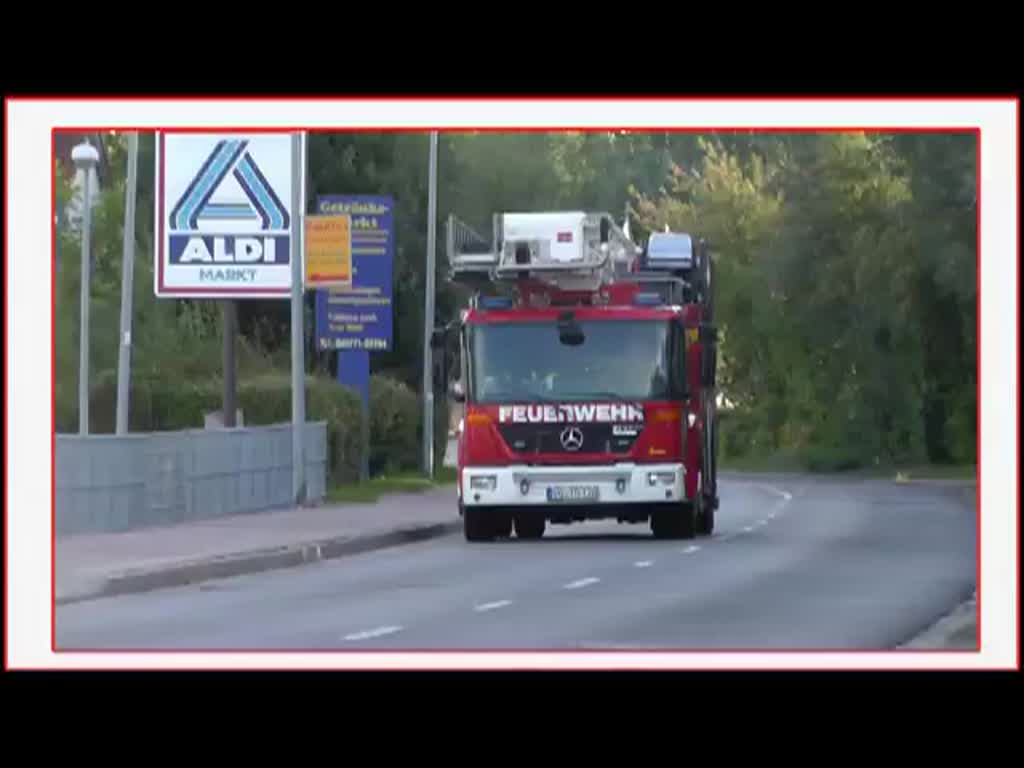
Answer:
[546,485,600,503]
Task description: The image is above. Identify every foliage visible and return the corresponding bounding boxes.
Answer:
[633,132,977,468]
[54,128,978,477]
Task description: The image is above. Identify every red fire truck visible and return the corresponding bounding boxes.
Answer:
[434,210,718,542]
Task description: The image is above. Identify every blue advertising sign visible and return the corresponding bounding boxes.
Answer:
[314,195,394,352]
[314,195,394,422]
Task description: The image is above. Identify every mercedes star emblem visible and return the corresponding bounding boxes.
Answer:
[560,426,584,451]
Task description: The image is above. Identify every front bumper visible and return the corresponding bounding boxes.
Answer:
[460,463,686,508]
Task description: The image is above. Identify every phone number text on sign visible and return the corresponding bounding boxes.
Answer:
[320,338,390,351]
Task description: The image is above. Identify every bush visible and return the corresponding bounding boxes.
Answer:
[70,368,422,484]
[718,409,778,460]
[800,443,866,473]
[369,373,421,475]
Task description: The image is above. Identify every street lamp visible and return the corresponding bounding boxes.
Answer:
[72,140,99,435]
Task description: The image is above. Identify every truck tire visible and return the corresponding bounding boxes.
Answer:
[514,512,545,540]
[493,513,513,539]
[464,508,494,542]
[697,487,715,535]
[700,436,716,536]
[698,412,717,536]
[651,503,697,540]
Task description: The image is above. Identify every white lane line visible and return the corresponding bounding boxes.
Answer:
[634,560,654,568]
[343,625,403,641]
[474,600,512,612]
[742,525,754,533]
[682,545,701,554]
[564,577,600,590]
[756,485,794,502]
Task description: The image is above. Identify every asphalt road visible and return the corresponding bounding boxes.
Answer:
[55,473,977,651]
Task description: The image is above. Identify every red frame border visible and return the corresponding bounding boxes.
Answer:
[3,95,1018,670]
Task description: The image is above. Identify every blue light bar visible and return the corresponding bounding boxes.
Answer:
[633,292,662,306]
[478,295,514,310]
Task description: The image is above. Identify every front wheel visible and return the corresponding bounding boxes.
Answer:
[514,512,546,540]
[651,504,697,540]
[696,470,715,536]
[696,492,715,535]
[464,508,495,542]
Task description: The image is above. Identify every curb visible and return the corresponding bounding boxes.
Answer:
[56,521,462,606]
[898,590,979,650]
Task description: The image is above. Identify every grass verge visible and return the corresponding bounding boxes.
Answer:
[326,467,457,505]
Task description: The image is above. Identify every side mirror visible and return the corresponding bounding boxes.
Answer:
[449,379,465,403]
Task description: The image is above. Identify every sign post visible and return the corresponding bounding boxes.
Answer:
[290,131,307,504]
[314,195,394,482]
[421,132,438,477]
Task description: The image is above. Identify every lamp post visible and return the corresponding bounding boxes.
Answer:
[72,140,100,435]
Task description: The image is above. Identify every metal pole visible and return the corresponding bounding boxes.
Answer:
[290,131,307,503]
[77,158,94,435]
[422,131,438,476]
[115,132,139,434]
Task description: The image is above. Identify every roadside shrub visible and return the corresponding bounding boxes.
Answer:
[369,373,421,475]
[800,443,865,473]
[69,368,422,484]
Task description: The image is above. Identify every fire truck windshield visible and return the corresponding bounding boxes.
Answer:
[467,319,686,404]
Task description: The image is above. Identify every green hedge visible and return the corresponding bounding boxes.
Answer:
[68,368,422,484]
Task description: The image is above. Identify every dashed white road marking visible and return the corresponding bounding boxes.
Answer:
[682,545,701,554]
[742,525,754,533]
[634,560,654,568]
[343,625,403,641]
[756,485,794,502]
[564,577,600,590]
[474,600,512,612]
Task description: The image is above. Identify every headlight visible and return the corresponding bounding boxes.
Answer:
[647,471,676,486]
[470,475,497,491]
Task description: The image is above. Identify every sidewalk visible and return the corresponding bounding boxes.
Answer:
[56,486,461,604]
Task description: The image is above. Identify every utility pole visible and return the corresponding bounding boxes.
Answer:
[72,140,99,435]
[421,131,438,476]
[115,132,139,434]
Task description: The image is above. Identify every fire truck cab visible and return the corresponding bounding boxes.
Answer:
[434,209,718,542]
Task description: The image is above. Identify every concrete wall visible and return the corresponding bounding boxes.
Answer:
[55,422,327,537]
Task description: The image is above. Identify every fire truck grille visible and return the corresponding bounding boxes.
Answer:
[497,424,640,455]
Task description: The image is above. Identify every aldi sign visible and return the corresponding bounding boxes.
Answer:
[155,132,296,297]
